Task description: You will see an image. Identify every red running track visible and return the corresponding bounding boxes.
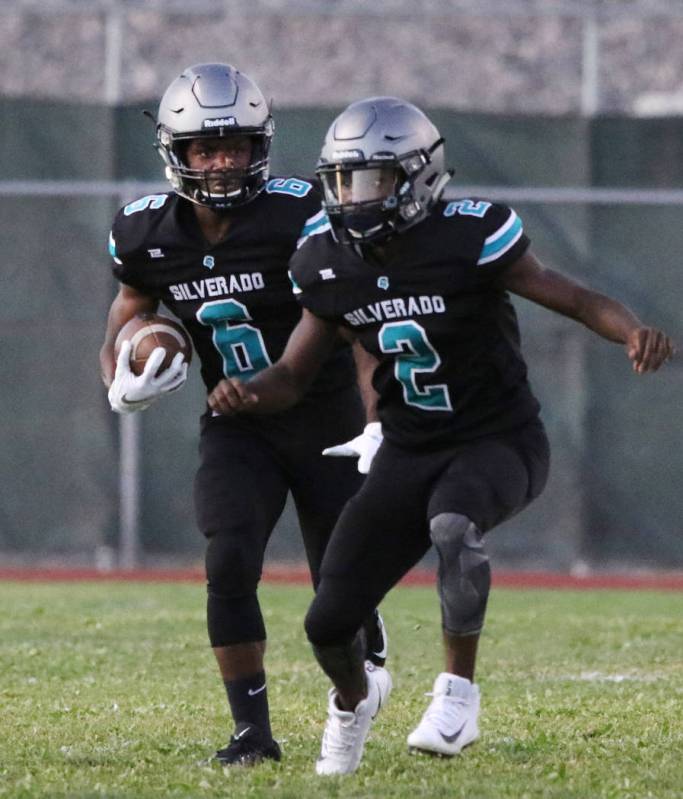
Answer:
[1,566,683,591]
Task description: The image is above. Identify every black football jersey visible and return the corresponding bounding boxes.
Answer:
[108,178,354,395]
[289,198,542,449]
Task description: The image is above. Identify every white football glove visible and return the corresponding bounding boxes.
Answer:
[322,422,383,474]
[108,340,188,414]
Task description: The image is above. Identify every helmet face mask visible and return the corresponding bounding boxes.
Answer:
[316,97,450,245]
[318,161,403,242]
[155,64,274,210]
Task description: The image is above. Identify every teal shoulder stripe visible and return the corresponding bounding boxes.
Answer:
[297,210,331,249]
[288,270,302,295]
[478,213,523,265]
[301,211,329,238]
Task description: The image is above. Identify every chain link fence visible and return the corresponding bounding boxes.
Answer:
[1,99,681,571]
[2,0,682,570]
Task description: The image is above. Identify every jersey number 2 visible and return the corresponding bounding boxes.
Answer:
[379,321,452,411]
[197,299,271,379]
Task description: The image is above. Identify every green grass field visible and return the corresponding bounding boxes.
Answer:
[1,581,681,798]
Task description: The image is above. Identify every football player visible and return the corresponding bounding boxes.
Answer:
[99,64,387,767]
[206,96,675,775]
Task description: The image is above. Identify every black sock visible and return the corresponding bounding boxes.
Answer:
[224,671,272,739]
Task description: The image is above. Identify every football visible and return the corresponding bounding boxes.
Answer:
[114,313,192,376]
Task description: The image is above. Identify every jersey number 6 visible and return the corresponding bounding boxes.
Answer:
[379,321,453,412]
[197,299,272,379]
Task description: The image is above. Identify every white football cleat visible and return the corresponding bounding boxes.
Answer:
[407,673,480,756]
[315,663,392,775]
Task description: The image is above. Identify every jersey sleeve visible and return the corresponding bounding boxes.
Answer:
[264,174,322,219]
[288,226,340,322]
[107,201,159,292]
[288,237,319,310]
[295,207,331,250]
[475,202,530,275]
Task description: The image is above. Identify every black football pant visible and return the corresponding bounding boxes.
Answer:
[305,417,550,646]
[194,386,365,647]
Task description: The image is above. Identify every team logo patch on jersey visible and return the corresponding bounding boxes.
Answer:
[319,268,336,280]
[148,248,164,259]
[377,276,390,290]
[203,255,215,270]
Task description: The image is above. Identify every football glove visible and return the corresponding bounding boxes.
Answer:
[322,422,383,474]
[108,340,188,414]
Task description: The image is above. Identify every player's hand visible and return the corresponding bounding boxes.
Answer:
[322,422,383,474]
[626,327,675,373]
[108,340,188,414]
[208,378,259,415]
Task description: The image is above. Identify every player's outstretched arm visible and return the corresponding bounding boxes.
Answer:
[208,308,339,415]
[501,251,675,373]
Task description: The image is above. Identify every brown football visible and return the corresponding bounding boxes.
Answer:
[114,313,192,376]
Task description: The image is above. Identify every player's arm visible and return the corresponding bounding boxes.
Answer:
[100,284,187,414]
[351,339,379,423]
[100,283,158,387]
[319,339,383,473]
[208,308,339,415]
[500,250,675,373]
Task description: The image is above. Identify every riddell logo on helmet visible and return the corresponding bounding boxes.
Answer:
[332,149,365,160]
[202,117,238,128]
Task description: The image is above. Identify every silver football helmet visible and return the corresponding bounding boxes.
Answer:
[155,63,274,210]
[317,96,452,244]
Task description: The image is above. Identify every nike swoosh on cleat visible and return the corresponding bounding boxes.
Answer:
[440,722,467,744]
[372,643,387,659]
[233,726,251,740]
[248,684,266,696]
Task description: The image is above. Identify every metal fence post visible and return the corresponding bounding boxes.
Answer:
[581,11,600,116]
[119,412,141,569]
[117,183,143,571]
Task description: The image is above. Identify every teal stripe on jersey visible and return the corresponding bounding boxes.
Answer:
[301,209,328,237]
[288,270,302,295]
[478,211,523,265]
[108,230,124,265]
[297,210,330,248]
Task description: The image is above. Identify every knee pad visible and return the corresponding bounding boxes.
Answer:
[305,580,367,648]
[205,527,262,597]
[304,599,336,648]
[207,591,265,647]
[205,530,266,646]
[429,512,491,636]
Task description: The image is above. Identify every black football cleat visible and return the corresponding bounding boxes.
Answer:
[214,723,281,766]
[365,609,388,667]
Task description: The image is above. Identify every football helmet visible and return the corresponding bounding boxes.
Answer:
[317,96,452,244]
[155,63,274,210]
